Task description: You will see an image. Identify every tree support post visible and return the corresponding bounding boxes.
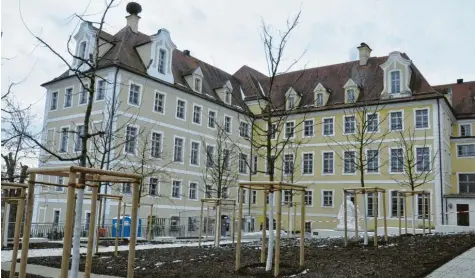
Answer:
[287,202,291,239]
[261,190,268,263]
[127,179,140,278]
[397,192,401,236]
[382,191,388,242]
[59,172,76,278]
[148,204,153,241]
[343,190,348,247]
[95,196,103,254]
[9,188,26,278]
[85,177,99,278]
[3,202,10,248]
[19,174,36,278]
[274,189,282,277]
[299,190,305,267]
[354,194,359,242]
[205,206,209,241]
[199,201,204,247]
[373,193,378,247]
[293,201,296,239]
[428,194,432,234]
[422,194,426,236]
[121,203,126,240]
[232,203,236,244]
[404,195,408,234]
[235,186,244,271]
[115,198,121,257]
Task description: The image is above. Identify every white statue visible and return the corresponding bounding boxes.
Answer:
[336,195,361,231]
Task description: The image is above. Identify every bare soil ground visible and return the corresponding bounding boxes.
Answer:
[1,242,64,250]
[25,233,475,278]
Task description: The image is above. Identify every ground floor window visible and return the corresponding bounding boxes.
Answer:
[366,193,379,217]
[390,191,405,217]
[304,221,311,233]
[417,195,430,219]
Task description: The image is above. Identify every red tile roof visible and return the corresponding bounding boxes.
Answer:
[433,81,475,119]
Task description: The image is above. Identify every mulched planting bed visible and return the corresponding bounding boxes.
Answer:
[1,242,64,250]
[26,233,475,277]
[1,270,47,278]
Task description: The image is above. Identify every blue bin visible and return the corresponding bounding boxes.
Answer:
[112,216,142,238]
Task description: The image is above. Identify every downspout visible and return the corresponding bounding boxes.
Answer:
[247,117,255,231]
[102,67,120,226]
[437,98,444,225]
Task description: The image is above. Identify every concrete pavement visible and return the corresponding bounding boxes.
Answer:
[426,247,475,278]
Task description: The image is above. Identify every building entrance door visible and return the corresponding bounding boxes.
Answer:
[456,204,469,226]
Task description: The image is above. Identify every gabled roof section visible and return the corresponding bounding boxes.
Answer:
[434,81,475,119]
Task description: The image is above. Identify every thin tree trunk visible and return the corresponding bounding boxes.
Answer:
[412,196,416,235]
[362,195,368,245]
[266,192,274,271]
[214,204,221,247]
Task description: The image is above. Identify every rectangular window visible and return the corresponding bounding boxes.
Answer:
[128,83,140,106]
[344,151,356,173]
[322,190,333,207]
[206,145,215,167]
[288,95,295,109]
[239,122,249,138]
[50,91,58,110]
[367,193,378,217]
[323,152,334,174]
[176,99,186,119]
[205,185,212,198]
[188,182,198,200]
[252,190,257,204]
[225,91,231,104]
[285,122,295,138]
[193,105,202,124]
[56,177,64,192]
[316,93,323,106]
[122,183,132,194]
[457,144,475,157]
[208,111,216,128]
[415,109,429,129]
[344,116,356,134]
[190,142,200,166]
[304,120,314,137]
[252,155,258,175]
[323,118,334,136]
[96,79,106,100]
[174,137,184,162]
[239,189,247,204]
[75,125,84,152]
[79,84,88,105]
[223,149,230,170]
[270,124,277,139]
[194,78,201,92]
[459,174,475,193]
[390,71,401,94]
[158,49,166,74]
[154,92,165,113]
[417,195,430,219]
[390,148,404,172]
[367,150,379,173]
[367,113,379,132]
[149,178,159,196]
[64,88,73,108]
[305,191,313,206]
[302,153,313,175]
[284,154,294,175]
[224,116,232,133]
[151,132,162,158]
[239,153,248,174]
[460,124,472,137]
[305,222,312,233]
[347,89,355,103]
[390,111,403,131]
[283,190,292,204]
[222,187,228,199]
[391,191,405,217]
[416,147,430,171]
[53,210,60,225]
[59,127,69,153]
[172,180,181,199]
[125,126,138,154]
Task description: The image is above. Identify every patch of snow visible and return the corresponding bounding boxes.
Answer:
[155,262,164,267]
[172,260,182,263]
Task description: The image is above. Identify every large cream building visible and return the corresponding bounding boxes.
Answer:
[33,4,475,235]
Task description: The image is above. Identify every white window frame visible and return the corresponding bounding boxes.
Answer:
[457,173,475,194]
[343,115,356,135]
[459,124,472,137]
[95,78,107,101]
[124,124,139,155]
[456,143,475,158]
[74,125,84,152]
[150,130,164,159]
[173,136,185,164]
[52,209,61,224]
[389,110,404,131]
[194,77,202,93]
[322,117,335,136]
[63,86,74,109]
[58,125,70,153]
[342,150,356,175]
[389,190,405,218]
[192,104,203,126]
[78,83,89,106]
[55,176,64,192]
[301,152,314,175]
[389,147,404,174]
[50,91,58,111]
[189,140,201,167]
[414,107,430,130]
[389,69,402,94]
[305,189,314,207]
[415,190,432,220]
[158,48,167,74]
[126,81,142,107]
[224,90,232,105]
[321,151,335,175]
[346,89,356,103]
[188,181,199,201]
[366,192,381,217]
[315,93,323,107]
[171,179,182,200]
[224,115,232,134]
[239,121,250,138]
[148,177,160,197]
[365,149,380,174]
[207,109,217,129]
[206,144,216,168]
[268,123,278,140]
[366,112,380,133]
[321,189,334,208]
[175,98,187,121]
[283,152,295,176]
[239,153,249,175]
[303,119,315,138]
[284,120,296,139]
[415,145,432,173]
[251,190,257,204]
[153,91,166,114]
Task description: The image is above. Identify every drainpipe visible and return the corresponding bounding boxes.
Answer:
[102,67,120,226]
[247,118,255,231]
[437,98,444,225]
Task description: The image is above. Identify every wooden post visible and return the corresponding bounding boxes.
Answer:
[235,186,244,271]
[344,190,348,247]
[382,191,388,242]
[287,202,291,239]
[95,196,103,254]
[422,194,426,236]
[261,190,268,263]
[198,201,204,247]
[232,203,236,244]
[115,198,121,256]
[274,189,282,277]
[373,192,378,247]
[148,204,153,241]
[397,192,401,236]
[293,201,296,239]
[354,193,358,241]
[2,202,9,248]
[1,201,6,248]
[19,173,36,278]
[59,172,76,278]
[121,202,126,240]
[300,190,305,267]
[214,204,218,246]
[9,188,26,278]
[85,179,99,278]
[205,206,209,241]
[404,195,408,234]
[428,193,432,234]
[127,179,140,278]
[216,200,222,246]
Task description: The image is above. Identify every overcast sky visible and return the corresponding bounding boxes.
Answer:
[2,0,475,128]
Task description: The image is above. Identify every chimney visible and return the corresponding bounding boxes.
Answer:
[183,50,191,56]
[457,78,463,84]
[126,2,142,33]
[357,42,372,66]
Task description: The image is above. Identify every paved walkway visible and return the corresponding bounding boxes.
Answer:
[1,261,119,278]
[426,247,475,278]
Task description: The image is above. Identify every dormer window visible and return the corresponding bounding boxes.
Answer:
[390,71,401,94]
[316,93,323,107]
[225,91,231,104]
[194,77,202,93]
[288,95,295,109]
[158,49,166,74]
[347,89,356,103]
[79,41,87,59]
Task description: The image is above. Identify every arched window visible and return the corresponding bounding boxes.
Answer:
[79,41,87,59]
[158,49,166,74]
